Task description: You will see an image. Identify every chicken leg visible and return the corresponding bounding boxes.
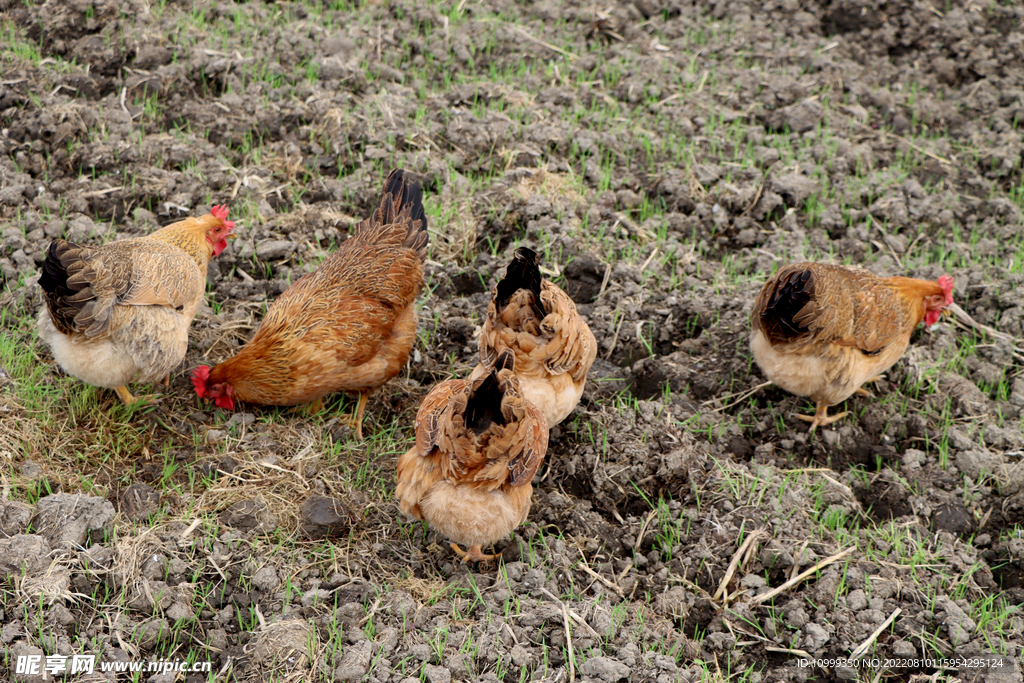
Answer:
[854,374,886,398]
[795,402,847,433]
[297,397,325,415]
[343,391,369,440]
[450,543,501,563]
[113,385,156,405]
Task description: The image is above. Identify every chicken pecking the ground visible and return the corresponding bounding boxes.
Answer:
[37,206,235,405]
[750,262,954,432]
[470,247,597,428]
[396,349,549,564]
[191,169,427,439]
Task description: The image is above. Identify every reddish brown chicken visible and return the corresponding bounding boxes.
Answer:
[38,206,234,404]
[396,349,549,563]
[751,263,954,431]
[192,169,427,439]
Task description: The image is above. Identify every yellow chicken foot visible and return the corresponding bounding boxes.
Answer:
[113,385,157,405]
[160,374,171,388]
[449,543,501,563]
[855,374,886,397]
[343,391,369,440]
[297,397,325,416]
[794,402,847,433]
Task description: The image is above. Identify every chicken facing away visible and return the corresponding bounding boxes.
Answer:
[37,206,235,404]
[191,169,427,439]
[470,247,597,428]
[397,349,549,563]
[750,263,954,432]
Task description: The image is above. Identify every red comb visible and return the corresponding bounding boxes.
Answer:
[191,365,211,397]
[210,205,235,231]
[938,275,954,304]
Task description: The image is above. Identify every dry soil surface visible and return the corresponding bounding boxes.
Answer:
[1,0,1024,682]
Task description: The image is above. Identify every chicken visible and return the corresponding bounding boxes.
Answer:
[37,206,235,404]
[750,263,954,432]
[191,169,427,439]
[396,349,549,563]
[470,247,597,428]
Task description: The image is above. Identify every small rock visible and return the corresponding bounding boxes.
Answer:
[32,493,115,547]
[846,589,867,611]
[117,483,160,521]
[166,601,194,621]
[205,429,227,444]
[771,173,820,207]
[9,641,48,682]
[510,644,531,667]
[579,656,631,682]
[219,500,277,534]
[253,566,280,592]
[424,664,451,683]
[226,412,256,429]
[133,617,170,649]
[256,240,297,261]
[301,496,357,538]
[251,619,315,670]
[835,665,858,681]
[0,501,32,538]
[803,622,829,650]
[770,99,823,133]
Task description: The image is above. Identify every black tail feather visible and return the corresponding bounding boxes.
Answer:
[39,241,71,297]
[496,247,545,320]
[380,168,428,260]
[466,368,506,433]
[762,268,815,341]
[39,240,83,335]
[494,348,515,373]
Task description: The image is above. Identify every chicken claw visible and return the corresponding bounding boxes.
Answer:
[113,385,158,405]
[794,402,847,433]
[344,391,369,440]
[450,543,500,563]
[854,375,886,398]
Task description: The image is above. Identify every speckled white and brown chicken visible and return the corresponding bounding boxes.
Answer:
[37,206,235,404]
[751,262,954,431]
[470,247,597,428]
[396,349,549,563]
[191,169,427,439]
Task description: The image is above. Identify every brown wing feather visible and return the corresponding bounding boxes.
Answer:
[539,282,598,381]
[41,238,202,338]
[753,263,903,353]
[414,379,471,458]
[505,400,549,486]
